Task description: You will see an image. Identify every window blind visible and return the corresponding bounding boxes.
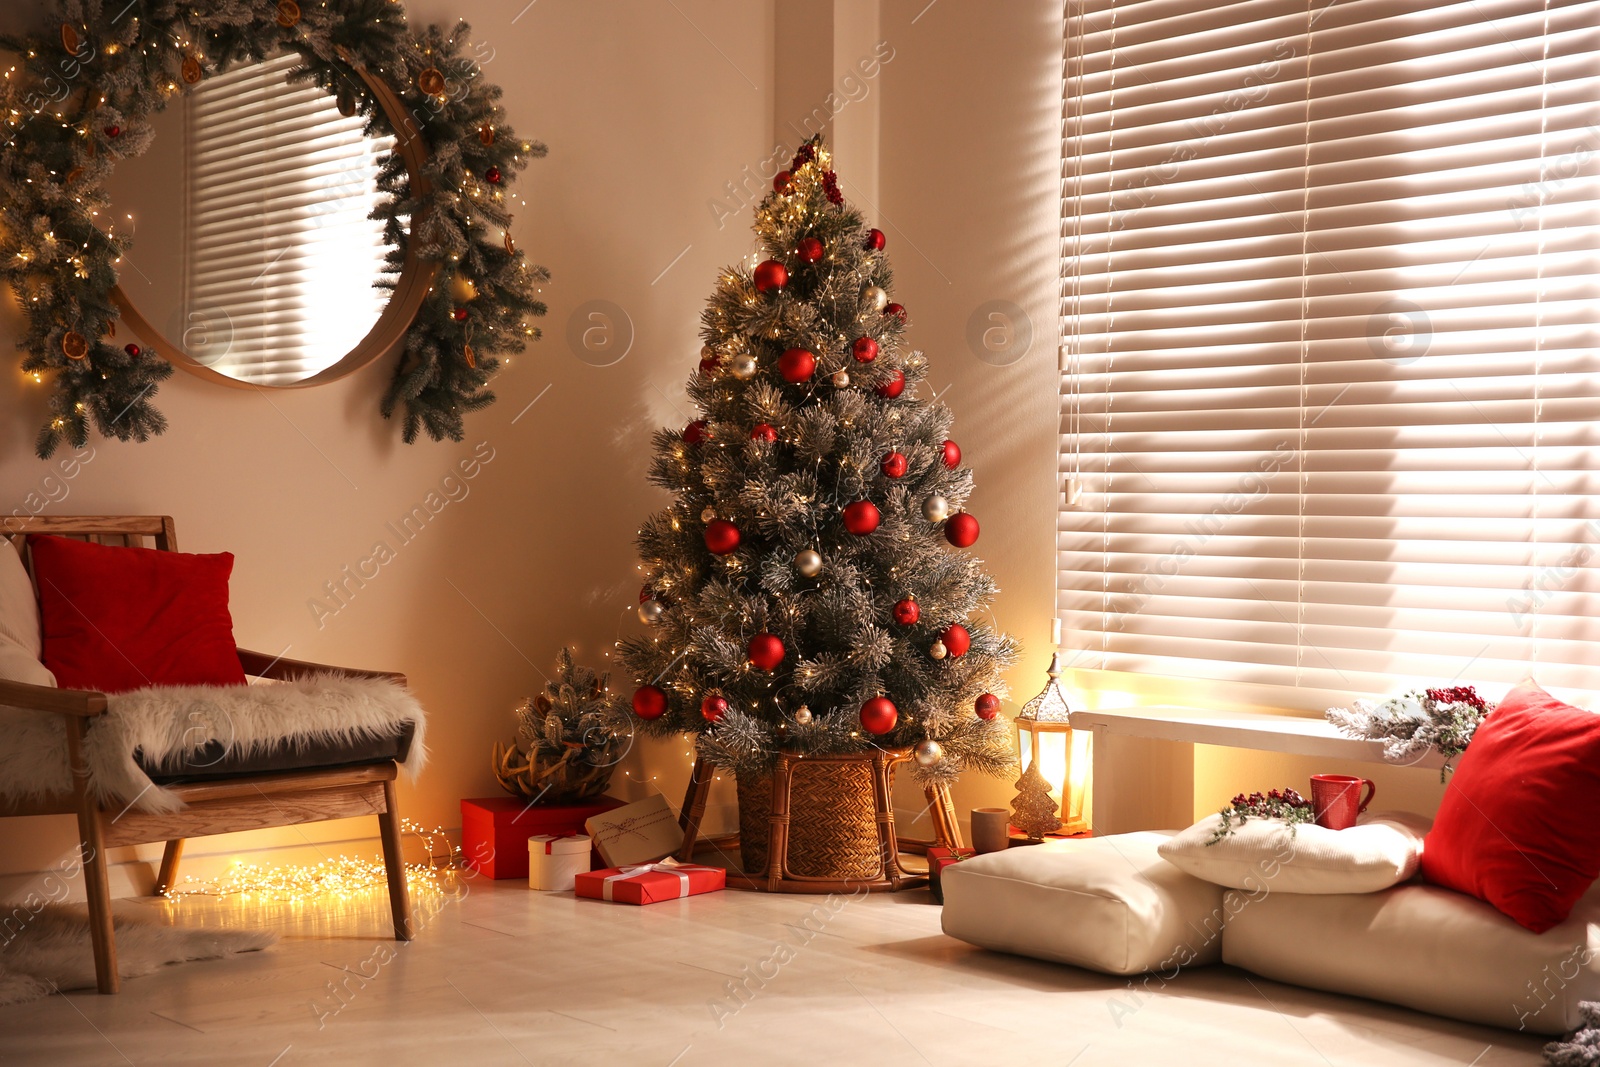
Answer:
[184,52,393,385]
[1059,0,1600,706]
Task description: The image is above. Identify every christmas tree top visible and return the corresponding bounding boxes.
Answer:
[617,135,1017,787]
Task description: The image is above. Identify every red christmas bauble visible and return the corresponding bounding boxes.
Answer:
[632,685,668,720]
[485,166,502,184]
[773,170,793,194]
[852,337,879,363]
[860,696,898,735]
[940,623,971,658]
[945,512,980,548]
[880,451,907,479]
[750,422,778,442]
[698,357,719,377]
[875,369,906,398]
[701,695,729,723]
[639,584,654,603]
[843,500,881,536]
[975,693,1001,720]
[796,237,824,263]
[104,124,120,138]
[884,302,907,323]
[452,307,470,322]
[864,228,886,251]
[748,632,785,671]
[683,420,710,445]
[778,347,816,383]
[892,598,920,626]
[942,439,961,469]
[704,519,741,555]
[753,260,789,292]
[124,343,141,357]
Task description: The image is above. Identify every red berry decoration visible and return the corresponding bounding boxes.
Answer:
[945,511,980,548]
[940,623,971,658]
[683,420,710,445]
[942,439,961,469]
[892,598,920,626]
[753,259,789,292]
[885,302,907,323]
[701,695,729,723]
[875,369,906,398]
[880,451,907,478]
[864,228,886,251]
[796,237,824,263]
[485,166,502,184]
[773,170,793,194]
[124,343,141,357]
[750,422,778,442]
[104,124,120,138]
[975,693,1001,720]
[748,632,785,671]
[852,337,879,363]
[860,696,898,735]
[704,519,741,555]
[632,685,668,720]
[778,347,816,383]
[451,307,470,322]
[842,500,881,536]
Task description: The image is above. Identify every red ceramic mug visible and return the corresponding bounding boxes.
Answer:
[1310,774,1376,830]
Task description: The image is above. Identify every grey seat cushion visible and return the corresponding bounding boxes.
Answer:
[135,720,415,783]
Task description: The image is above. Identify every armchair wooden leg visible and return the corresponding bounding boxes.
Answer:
[377,779,413,942]
[154,839,184,896]
[75,809,119,994]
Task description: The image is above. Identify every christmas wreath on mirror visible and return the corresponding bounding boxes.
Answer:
[0,0,548,457]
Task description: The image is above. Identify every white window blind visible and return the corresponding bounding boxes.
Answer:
[1060,0,1600,707]
[184,52,393,385]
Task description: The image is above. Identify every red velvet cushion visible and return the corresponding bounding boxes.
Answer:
[1420,681,1600,932]
[30,534,246,693]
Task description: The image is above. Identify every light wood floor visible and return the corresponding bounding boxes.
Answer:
[0,875,1549,1066]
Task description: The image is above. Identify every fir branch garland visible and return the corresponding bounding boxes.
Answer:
[0,0,546,457]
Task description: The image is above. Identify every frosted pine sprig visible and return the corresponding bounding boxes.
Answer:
[1326,686,1492,780]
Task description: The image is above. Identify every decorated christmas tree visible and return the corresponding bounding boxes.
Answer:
[615,136,1017,791]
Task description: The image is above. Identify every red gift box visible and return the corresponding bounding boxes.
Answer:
[460,796,624,879]
[574,861,726,905]
[927,846,975,904]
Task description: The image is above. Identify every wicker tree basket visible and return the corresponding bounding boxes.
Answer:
[737,758,880,880]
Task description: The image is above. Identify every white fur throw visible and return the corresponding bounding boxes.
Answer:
[0,674,426,813]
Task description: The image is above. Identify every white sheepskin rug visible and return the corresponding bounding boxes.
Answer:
[0,905,276,1005]
[0,674,426,813]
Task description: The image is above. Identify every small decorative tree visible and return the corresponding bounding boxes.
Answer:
[492,649,626,803]
[1010,763,1062,841]
[615,135,1017,798]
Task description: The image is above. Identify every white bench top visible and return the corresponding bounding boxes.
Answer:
[1068,704,1444,770]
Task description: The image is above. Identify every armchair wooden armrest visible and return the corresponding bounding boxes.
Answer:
[236,648,407,686]
[0,677,107,717]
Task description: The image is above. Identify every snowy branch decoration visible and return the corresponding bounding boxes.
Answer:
[0,0,547,457]
[613,135,1018,789]
[1326,685,1493,780]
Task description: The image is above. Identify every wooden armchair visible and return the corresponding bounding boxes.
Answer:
[0,516,415,994]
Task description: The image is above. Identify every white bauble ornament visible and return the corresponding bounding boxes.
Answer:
[794,549,824,577]
[731,354,758,379]
[922,494,950,522]
[831,369,851,388]
[913,739,944,767]
[794,706,813,725]
[863,285,889,312]
[929,640,948,660]
[638,600,665,625]
[701,506,717,523]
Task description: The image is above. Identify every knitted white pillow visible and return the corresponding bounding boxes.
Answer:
[0,539,55,688]
[1157,810,1430,895]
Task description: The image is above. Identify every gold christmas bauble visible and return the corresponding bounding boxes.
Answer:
[922,494,950,522]
[929,640,948,660]
[730,354,758,379]
[914,739,944,766]
[638,599,664,625]
[831,369,851,388]
[794,549,823,577]
[794,706,813,725]
[863,285,889,312]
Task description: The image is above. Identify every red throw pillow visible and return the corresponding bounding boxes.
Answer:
[1420,681,1600,932]
[30,534,246,693]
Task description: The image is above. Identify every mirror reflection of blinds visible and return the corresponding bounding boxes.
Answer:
[185,52,393,385]
[1059,0,1600,705]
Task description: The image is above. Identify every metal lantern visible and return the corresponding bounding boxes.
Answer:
[1015,650,1089,833]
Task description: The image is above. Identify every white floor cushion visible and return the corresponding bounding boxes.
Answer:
[941,831,1227,976]
[1157,810,1430,894]
[1223,878,1600,1034]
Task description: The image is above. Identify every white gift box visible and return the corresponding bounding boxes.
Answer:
[528,833,592,891]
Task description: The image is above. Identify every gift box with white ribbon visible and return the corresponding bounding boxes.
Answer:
[528,833,593,891]
[573,859,726,905]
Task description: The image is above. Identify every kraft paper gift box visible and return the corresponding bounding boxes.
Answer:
[528,834,593,891]
[926,846,975,904]
[573,860,726,905]
[460,796,623,879]
[584,793,684,867]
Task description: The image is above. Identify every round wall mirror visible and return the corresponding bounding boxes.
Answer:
[103,51,428,388]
